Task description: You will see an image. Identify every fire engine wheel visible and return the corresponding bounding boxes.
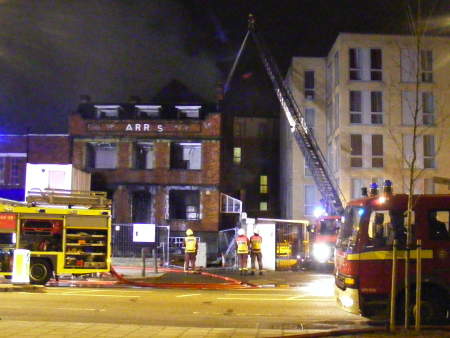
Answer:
[397,288,447,325]
[30,259,52,285]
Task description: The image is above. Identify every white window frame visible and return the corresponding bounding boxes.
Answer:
[370,91,383,125]
[304,184,317,216]
[350,90,362,124]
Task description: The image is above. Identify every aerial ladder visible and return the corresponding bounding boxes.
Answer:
[225,15,345,215]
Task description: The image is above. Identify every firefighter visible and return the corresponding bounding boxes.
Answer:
[236,228,250,275]
[184,229,198,272]
[250,228,263,275]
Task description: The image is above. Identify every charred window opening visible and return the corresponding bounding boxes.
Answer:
[135,142,154,169]
[170,142,201,170]
[86,143,117,169]
[169,190,200,220]
[132,190,152,223]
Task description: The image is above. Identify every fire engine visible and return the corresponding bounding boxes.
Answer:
[308,215,341,268]
[335,180,450,323]
[0,189,111,284]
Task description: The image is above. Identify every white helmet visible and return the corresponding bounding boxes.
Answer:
[186,229,193,236]
[253,227,259,234]
[238,228,245,236]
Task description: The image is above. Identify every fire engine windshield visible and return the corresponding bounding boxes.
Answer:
[319,220,339,235]
[336,206,365,248]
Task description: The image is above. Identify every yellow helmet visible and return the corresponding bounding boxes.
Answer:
[186,229,193,236]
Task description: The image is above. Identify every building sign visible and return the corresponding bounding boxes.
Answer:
[133,223,156,243]
[0,213,17,231]
[87,122,202,134]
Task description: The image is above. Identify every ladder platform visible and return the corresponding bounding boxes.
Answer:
[26,189,111,209]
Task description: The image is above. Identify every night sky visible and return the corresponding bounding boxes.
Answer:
[0,0,449,133]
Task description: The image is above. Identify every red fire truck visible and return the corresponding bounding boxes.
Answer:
[309,215,341,268]
[335,181,450,323]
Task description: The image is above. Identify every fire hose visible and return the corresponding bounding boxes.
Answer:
[110,266,257,289]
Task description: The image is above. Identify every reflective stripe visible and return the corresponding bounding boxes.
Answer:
[185,237,197,253]
[346,249,433,261]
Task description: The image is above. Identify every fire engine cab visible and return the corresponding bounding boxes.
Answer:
[0,189,111,285]
[335,180,450,323]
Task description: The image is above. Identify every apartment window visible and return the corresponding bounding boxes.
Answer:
[370,91,383,124]
[260,175,268,194]
[259,201,268,211]
[233,147,241,164]
[401,49,433,83]
[350,91,362,124]
[304,71,315,100]
[135,142,154,169]
[87,143,117,169]
[234,122,245,137]
[169,190,200,220]
[0,158,5,184]
[424,178,435,194]
[170,142,201,170]
[421,50,433,83]
[403,135,436,169]
[350,134,363,168]
[132,191,152,223]
[370,49,382,80]
[304,184,316,216]
[401,48,417,82]
[371,135,384,168]
[351,178,365,199]
[349,48,362,80]
[402,91,435,125]
[334,52,339,86]
[304,163,312,177]
[305,108,315,134]
[423,135,435,169]
[422,92,434,125]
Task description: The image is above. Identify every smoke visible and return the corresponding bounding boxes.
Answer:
[0,0,221,133]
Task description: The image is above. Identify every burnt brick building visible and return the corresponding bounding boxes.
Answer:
[69,95,222,254]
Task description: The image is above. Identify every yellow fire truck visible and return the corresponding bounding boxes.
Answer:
[0,189,111,284]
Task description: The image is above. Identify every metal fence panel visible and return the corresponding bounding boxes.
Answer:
[112,223,169,265]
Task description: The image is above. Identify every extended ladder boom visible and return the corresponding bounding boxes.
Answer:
[246,15,344,215]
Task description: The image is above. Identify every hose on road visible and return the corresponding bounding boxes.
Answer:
[110,266,257,289]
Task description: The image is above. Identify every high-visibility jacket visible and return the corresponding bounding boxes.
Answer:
[250,234,262,253]
[184,236,197,253]
[236,235,249,254]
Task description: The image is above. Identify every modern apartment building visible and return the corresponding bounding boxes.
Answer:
[281,33,450,220]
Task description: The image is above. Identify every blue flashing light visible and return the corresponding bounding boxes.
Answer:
[370,182,378,189]
[358,208,365,216]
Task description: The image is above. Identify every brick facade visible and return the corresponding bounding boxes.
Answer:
[69,109,222,237]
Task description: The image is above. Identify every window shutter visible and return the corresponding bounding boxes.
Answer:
[401,48,417,82]
[402,91,415,125]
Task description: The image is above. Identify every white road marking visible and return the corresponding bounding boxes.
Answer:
[56,307,106,312]
[217,297,334,301]
[176,293,201,298]
[225,293,299,297]
[42,293,140,298]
